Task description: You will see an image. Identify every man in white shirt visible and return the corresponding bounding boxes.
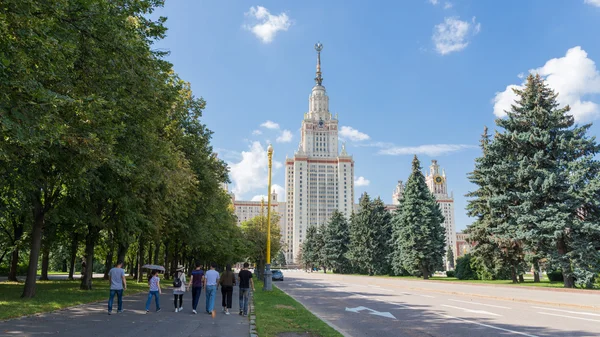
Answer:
[203,263,220,316]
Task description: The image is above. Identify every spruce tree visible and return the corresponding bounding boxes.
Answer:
[487,74,600,288]
[446,247,455,270]
[371,197,393,275]
[391,156,446,279]
[301,226,319,271]
[465,127,517,281]
[347,193,375,275]
[322,210,350,273]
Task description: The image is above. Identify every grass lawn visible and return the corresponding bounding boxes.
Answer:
[253,280,343,337]
[0,278,147,321]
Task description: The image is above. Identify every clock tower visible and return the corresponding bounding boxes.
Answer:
[425,160,456,269]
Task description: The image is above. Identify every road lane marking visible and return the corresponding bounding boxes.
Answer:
[345,306,396,319]
[417,294,435,298]
[537,312,600,323]
[440,314,540,337]
[449,299,511,309]
[441,305,502,317]
[531,306,600,317]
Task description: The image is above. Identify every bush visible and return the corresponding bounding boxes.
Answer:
[455,254,479,280]
[446,270,455,277]
[547,270,563,282]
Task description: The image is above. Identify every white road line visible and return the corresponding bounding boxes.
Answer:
[531,306,600,317]
[449,299,511,309]
[441,305,502,317]
[417,294,435,298]
[537,312,600,323]
[439,314,540,337]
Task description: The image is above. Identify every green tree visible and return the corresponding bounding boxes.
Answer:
[391,156,445,279]
[300,225,320,271]
[347,193,374,275]
[446,247,455,270]
[241,213,282,279]
[322,210,350,274]
[485,74,600,288]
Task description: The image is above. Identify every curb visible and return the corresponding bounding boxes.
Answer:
[249,291,257,337]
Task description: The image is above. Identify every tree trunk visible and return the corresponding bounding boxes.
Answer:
[148,243,153,267]
[510,264,518,283]
[68,233,78,280]
[518,274,524,283]
[40,245,50,281]
[533,261,540,283]
[117,241,128,266]
[80,227,98,290]
[557,238,575,288]
[8,222,24,282]
[22,195,46,298]
[103,251,112,280]
[164,242,170,279]
[422,264,429,280]
[153,243,160,265]
[61,259,67,272]
[137,236,145,283]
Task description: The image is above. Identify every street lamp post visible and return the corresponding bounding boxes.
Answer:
[264,144,274,291]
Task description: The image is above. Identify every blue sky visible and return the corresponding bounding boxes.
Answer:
[150,0,600,231]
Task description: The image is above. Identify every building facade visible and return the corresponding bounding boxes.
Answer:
[285,43,355,263]
[456,232,472,258]
[230,191,286,233]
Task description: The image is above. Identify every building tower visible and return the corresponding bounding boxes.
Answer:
[285,43,355,264]
[392,180,404,205]
[425,160,456,267]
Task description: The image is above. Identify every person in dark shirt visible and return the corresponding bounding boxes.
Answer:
[188,262,204,314]
[237,262,254,316]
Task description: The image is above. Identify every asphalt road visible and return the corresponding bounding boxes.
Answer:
[0,286,249,337]
[276,272,600,337]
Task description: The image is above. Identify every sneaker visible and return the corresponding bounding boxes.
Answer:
[225,311,230,315]
[108,311,112,315]
[239,310,243,316]
[180,307,183,311]
[192,310,197,314]
[175,308,179,312]
[146,310,149,314]
[157,308,161,313]
[222,308,225,313]
[117,310,123,314]
[243,313,248,317]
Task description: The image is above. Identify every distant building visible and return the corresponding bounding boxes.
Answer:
[456,232,472,258]
[230,191,286,237]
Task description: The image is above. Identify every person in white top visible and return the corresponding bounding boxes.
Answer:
[203,262,220,316]
[173,265,187,312]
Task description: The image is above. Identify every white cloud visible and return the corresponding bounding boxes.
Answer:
[432,17,480,55]
[339,126,370,141]
[354,176,370,187]
[276,129,293,143]
[377,144,475,156]
[584,0,600,7]
[243,6,292,43]
[428,0,439,4]
[260,120,280,129]
[444,2,453,9]
[252,130,262,135]
[229,142,274,197]
[493,46,600,122]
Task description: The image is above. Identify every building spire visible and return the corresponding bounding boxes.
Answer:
[314,42,323,86]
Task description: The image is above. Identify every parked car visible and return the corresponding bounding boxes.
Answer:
[272,270,284,281]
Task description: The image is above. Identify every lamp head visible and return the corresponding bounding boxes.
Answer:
[267,144,273,154]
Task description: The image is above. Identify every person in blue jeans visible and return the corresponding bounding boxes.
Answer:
[237,262,255,316]
[203,262,220,316]
[145,270,161,313]
[188,262,204,314]
[107,261,127,315]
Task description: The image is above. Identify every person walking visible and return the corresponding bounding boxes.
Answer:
[107,261,127,315]
[145,270,161,313]
[219,265,235,315]
[238,262,255,316]
[204,263,220,316]
[173,265,187,312]
[188,262,204,314]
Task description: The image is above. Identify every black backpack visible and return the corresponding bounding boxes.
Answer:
[173,272,182,288]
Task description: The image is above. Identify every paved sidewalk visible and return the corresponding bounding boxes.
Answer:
[0,286,249,337]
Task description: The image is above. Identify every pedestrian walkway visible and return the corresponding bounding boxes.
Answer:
[0,285,249,337]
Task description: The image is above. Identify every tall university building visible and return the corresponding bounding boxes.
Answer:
[228,43,456,266]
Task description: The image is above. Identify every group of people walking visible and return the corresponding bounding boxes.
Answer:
[106,261,255,317]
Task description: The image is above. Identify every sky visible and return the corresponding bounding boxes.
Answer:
[150,0,600,231]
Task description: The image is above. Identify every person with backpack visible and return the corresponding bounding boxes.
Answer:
[145,270,161,313]
[219,264,235,315]
[203,263,219,316]
[172,265,187,312]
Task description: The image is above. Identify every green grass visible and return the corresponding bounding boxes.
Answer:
[253,280,343,337]
[0,278,147,320]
